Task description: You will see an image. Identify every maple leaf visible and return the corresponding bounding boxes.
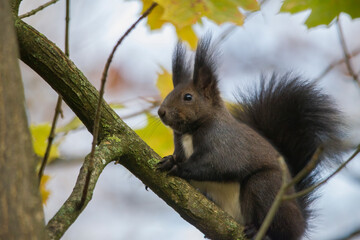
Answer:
[281,0,360,28]
[141,0,259,47]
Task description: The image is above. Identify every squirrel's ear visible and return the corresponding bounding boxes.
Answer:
[172,42,191,87]
[193,35,219,98]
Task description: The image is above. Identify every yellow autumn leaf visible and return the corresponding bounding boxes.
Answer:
[142,0,166,30]
[156,67,173,100]
[156,0,206,29]
[135,113,174,157]
[30,123,60,160]
[176,26,197,49]
[204,1,244,26]
[40,174,51,205]
[141,0,260,46]
[237,0,260,11]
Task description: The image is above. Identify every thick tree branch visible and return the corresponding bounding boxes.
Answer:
[10,0,22,15]
[15,19,245,240]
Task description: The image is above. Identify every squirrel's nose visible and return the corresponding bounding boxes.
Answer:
[158,107,166,118]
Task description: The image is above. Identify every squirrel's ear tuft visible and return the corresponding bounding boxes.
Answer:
[193,34,219,99]
[172,42,191,87]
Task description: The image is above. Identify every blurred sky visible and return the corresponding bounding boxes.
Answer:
[18,0,360,239]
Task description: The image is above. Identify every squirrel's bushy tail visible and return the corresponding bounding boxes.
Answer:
[232,74,343,218]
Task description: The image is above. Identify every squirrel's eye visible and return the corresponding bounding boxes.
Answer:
[183,93,193,101]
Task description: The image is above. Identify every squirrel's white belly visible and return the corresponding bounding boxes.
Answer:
[182,134,243,224]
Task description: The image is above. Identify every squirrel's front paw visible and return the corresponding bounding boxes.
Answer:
[157,155,179,175]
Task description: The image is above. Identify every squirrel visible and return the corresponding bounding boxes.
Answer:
[156,36,343,240]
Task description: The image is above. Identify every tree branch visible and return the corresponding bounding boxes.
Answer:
[255,148,323,239]
[314,48,360,83]
[19,0,60,19]
[38,95,63,182]
[15,19,246,240]
[284,145,360,201]
[39,0,70,182]
[81,1,158,208]
[46,136,123,239]
[336,17,359,85]
[254,156,288,240]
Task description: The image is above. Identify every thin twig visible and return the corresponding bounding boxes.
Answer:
[255,148,323,239]
[121,103,159,120]
[284,145,360,201]
[254,156,288,240]
[19,0,60,19]
[92,1,158,159]
[79,2,158,208]
[213,0,269,47]
[65,0,70,57]
[336,17,360,86]
[38,96,63,182]
[285,148,323,190]
[37,0,69,183]
[314,48,360,83]
[336,228,360,240]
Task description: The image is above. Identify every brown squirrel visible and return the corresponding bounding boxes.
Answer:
[157,36,343,240]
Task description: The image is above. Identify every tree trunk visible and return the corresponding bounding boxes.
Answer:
[0,1,46,239]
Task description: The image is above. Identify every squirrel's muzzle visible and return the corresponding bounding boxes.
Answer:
[158,107,166,119]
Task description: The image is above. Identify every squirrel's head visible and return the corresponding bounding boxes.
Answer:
[158,36,223,134]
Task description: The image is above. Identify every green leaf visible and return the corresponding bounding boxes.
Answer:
[135,113,174,157]
[281,0,360,28]
[30,123,60,160]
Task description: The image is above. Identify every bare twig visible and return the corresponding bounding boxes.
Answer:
[79,2,158,208]
[38,96,62,182]
[336,228,360,240]
[255,148,323,239]
[121,103,160,120]
[19,0,60,19]
[38,0,70,183]
[91,1,158,160]
[314,48,360,83]
[285,148,323,189]
[213,0,269,47]
[336,17,360,85]
[284,145,360,201]
[65,0,70,57]
[254,156,288,240]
